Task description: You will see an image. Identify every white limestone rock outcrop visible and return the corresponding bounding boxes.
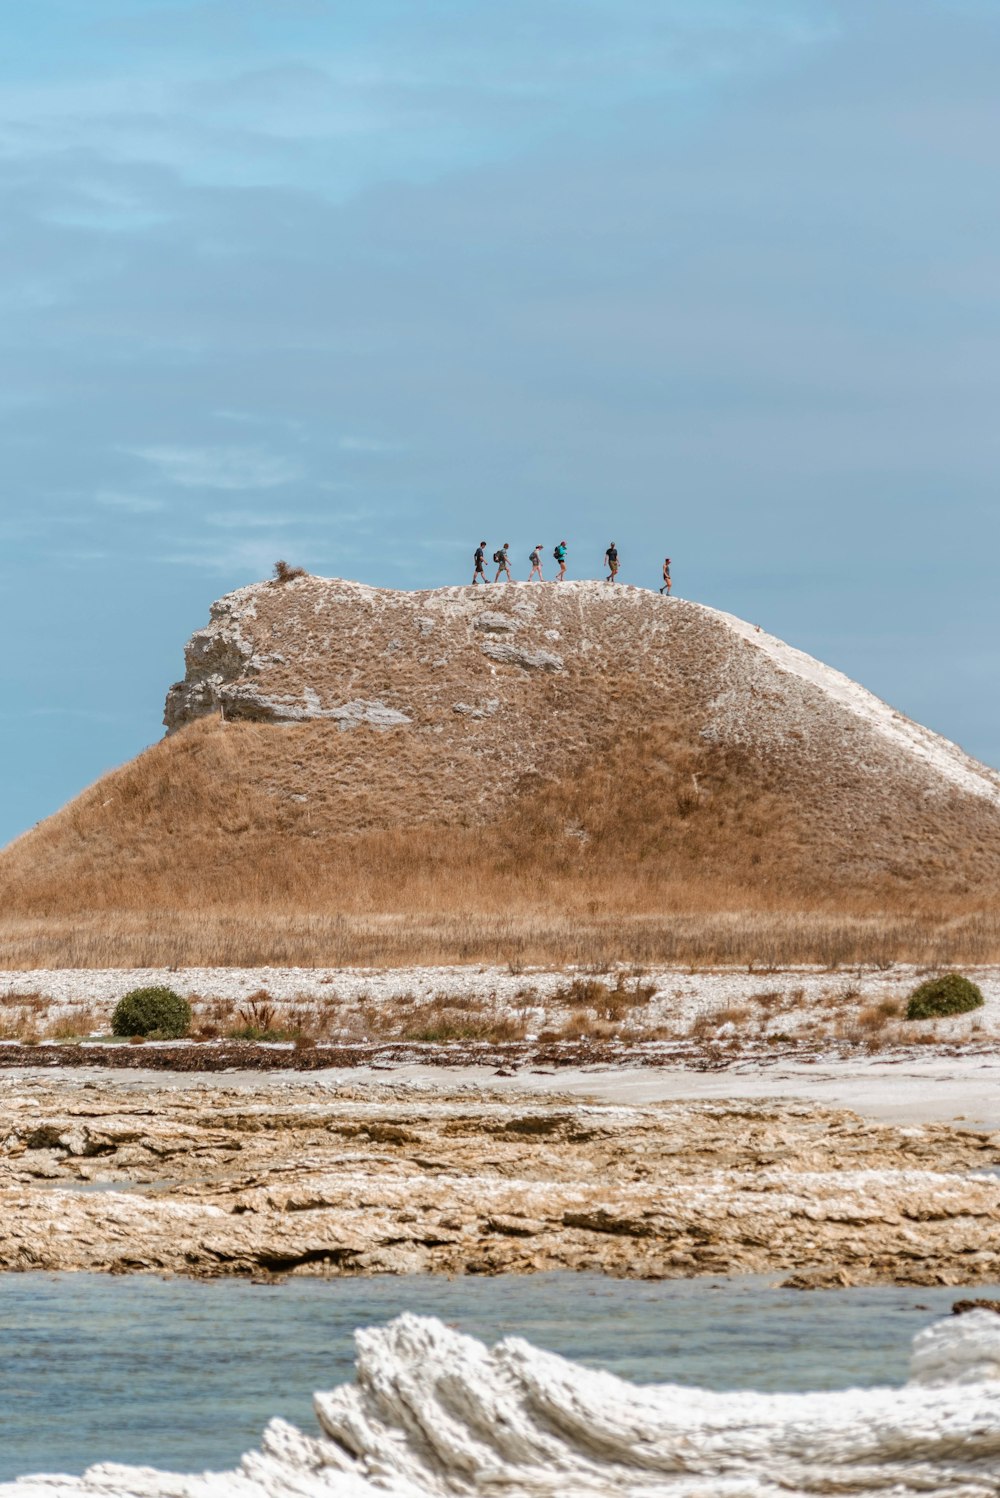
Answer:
[5,1311,1000,1497]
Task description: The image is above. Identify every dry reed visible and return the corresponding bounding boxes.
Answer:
[4,708,1000,970]
[4,908,1000,971]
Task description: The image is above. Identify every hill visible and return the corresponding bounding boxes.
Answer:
[3,575,1000,968]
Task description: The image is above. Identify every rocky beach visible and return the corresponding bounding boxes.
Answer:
[3,1067,999,1287]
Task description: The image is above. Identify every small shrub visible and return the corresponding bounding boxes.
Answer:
[237,991,277,1032]
[272,559,306,584]
[905,973,984,1021]
[111,986,191,1039]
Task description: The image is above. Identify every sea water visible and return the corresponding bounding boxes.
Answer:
[1,1273,997,1482]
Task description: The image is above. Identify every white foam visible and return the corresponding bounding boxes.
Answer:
[6,1311,1000,1496]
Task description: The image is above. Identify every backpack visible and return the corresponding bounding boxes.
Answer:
[553,545,564,561]
[607,546,617,563]
[529,550,539,565]
[493,550,504,565]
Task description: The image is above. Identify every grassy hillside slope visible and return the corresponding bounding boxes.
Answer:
[3,577,1000,968]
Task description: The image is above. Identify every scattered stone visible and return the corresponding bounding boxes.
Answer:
[453,699,500,718]
[479,639,563,671]
[473,612,520,634]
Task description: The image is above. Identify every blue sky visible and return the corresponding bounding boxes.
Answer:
[2,0,999,845]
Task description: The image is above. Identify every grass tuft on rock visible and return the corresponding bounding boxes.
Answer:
[905,973,984,1021]
[111,986,192,1039]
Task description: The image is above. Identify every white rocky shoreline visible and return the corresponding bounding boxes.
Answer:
[5,966,1000,1496]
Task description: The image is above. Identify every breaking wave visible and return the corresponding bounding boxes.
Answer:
[5,1310,1000,1497]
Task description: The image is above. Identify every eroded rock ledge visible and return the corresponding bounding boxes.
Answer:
[2,1076,998,1287]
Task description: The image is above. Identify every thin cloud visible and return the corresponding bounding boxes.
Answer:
[204,509,310,528]
[157,534,337,575]
[212,408,256,423]
[338,436,400,453]
[96,490,165,514]
[52,549,110,566]
[0,706,134,722]
[122,444,301,490]
[158,542,288,574]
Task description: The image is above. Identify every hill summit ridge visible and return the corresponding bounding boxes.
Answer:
[164,574,1000,810]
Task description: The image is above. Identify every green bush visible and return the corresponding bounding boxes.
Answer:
[905,973,984,1021]
[111,986,192,1039]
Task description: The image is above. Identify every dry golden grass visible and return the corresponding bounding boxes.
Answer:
[0,996,45,1042]
[179,988,530,1046]
[856,998,904,1033]
[551,976,657,1021]
[6,907,1000,971]
[0,994,102,1042]
[542,1012,620,1042]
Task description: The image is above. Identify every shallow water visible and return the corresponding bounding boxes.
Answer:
[2,1273,998,1482]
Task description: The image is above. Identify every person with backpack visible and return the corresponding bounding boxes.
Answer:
[493,542,512,582]
[527,544,544,582]
[472,542,490,585]
[604,541,619,583]
[553,540,567,581]
[660,557,672,595]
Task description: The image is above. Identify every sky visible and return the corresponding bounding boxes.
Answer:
[2,0,999,845]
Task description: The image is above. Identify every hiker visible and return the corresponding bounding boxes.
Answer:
[493,542,512,582]
[553,540,567,581]
[604,541,619,583]
[528,543,544,582]
[660,557,672,595]
[472,541,490,585]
